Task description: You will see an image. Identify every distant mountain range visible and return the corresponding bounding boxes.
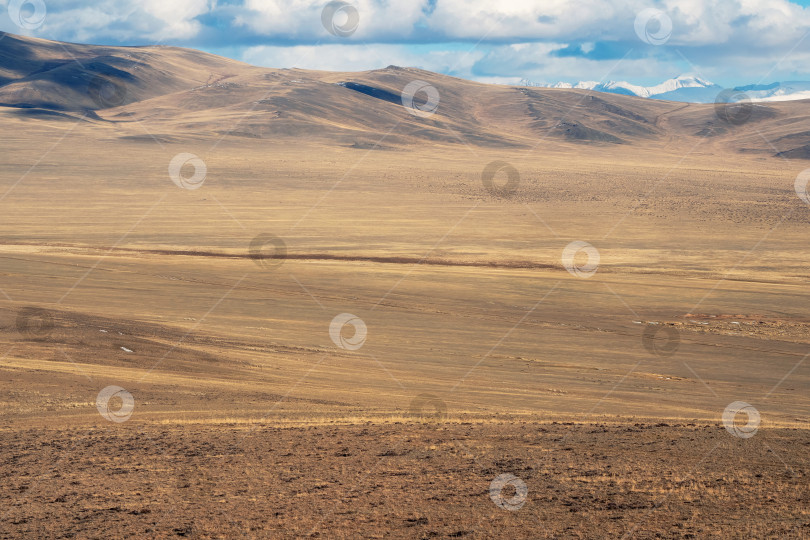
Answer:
[522,75,810,103]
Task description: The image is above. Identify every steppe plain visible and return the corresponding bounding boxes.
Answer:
[1,32,810,537]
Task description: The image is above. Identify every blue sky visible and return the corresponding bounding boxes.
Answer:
[2,0,810,87]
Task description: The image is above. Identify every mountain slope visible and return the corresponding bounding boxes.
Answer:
[0,32,809,159]
[0,32,259,113]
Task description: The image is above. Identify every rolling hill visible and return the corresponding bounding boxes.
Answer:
[0,30,809,159]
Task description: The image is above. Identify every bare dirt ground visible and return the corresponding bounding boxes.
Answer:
[1,122,809,537]
[2,422,808,539]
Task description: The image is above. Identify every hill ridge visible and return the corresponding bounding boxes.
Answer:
[0,31,808,159]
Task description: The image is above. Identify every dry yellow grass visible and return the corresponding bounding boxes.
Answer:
[0,136,808,427]
[1,30,810,538]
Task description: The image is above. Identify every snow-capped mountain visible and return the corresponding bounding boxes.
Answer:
[735,81,810,102]
[524,75,719,101]
[523,75,810,103]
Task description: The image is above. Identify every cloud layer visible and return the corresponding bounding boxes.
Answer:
[1,0,809,86]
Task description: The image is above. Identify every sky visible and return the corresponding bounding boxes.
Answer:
[1,0,810,88]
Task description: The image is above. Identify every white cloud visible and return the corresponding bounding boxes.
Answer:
[1,0,210,42]
[1,0,809,84]
[235,0,427,40]
[18,0,805,49]
[425,0,623,41]
[472,42,674,84]
[139,0,210,40]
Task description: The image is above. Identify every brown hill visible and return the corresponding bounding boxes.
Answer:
[0,31,808,158]
[0,32,258,114]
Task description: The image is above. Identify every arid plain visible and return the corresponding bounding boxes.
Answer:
[1,32,810,537]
